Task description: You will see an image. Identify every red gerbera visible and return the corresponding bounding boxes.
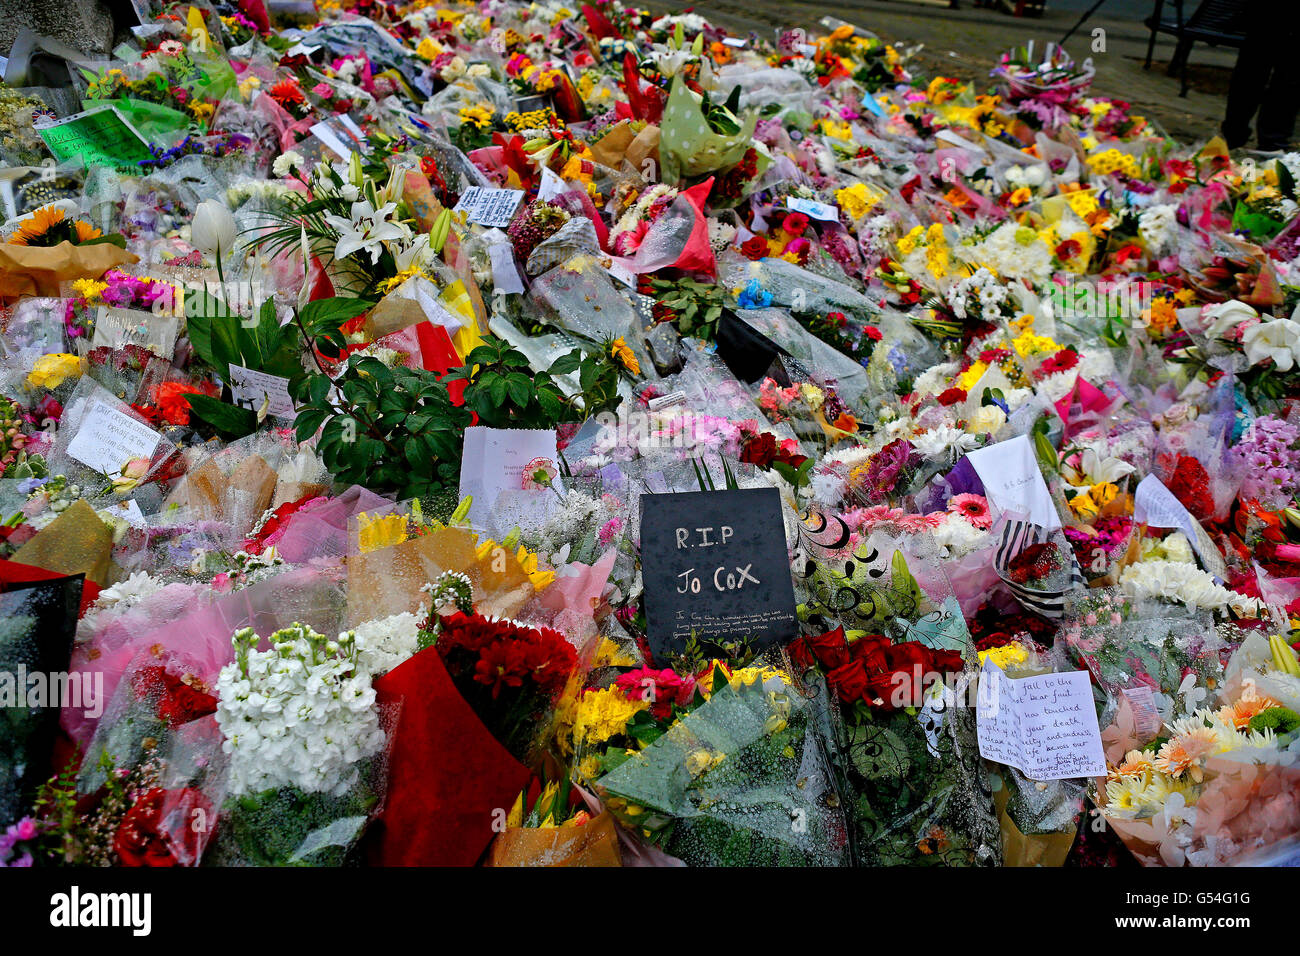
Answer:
[269,78,306,107]
[1035,348,1080,379]
[782,211,810,237]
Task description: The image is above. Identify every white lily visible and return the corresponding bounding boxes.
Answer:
[1062,447,1135,486]
[323,200,410,265]
[1201,299,1257,341]
[1242,317,1300,371]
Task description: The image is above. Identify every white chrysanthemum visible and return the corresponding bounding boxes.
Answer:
[1138,203,1178,254]
[931,511,988,558]
[911,361,960,398]
[910,424,980,461]
[1120,559,1260,615]
[93,571,164,611]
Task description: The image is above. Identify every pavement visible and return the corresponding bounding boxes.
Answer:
[645,0,1238,142]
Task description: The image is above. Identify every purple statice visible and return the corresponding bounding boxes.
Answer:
[1232,415,1300,509]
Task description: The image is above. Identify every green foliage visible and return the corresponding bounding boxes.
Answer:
[446,335,575,427]
[293,355,471,499]
[446,333,623,426]
[645,276,729,341]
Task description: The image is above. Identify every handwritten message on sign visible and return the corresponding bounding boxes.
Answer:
[66,400,162,476]
[453,187,525,228]
[36,106,153,169]
[639,488,798,661]
[976,660,1106,780]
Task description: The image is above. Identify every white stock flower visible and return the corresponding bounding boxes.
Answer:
[216,623,385,797]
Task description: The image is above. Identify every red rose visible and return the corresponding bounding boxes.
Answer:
[883,641,930,677]
[114,788,212,867]
[849,633,890,673]
[805,627,850,669]
[863,325,883,341]
[740,236,769,260]
[827,659,870,703]
[929,648,965,676]
[789,637,816,672]
[740,431,779,468]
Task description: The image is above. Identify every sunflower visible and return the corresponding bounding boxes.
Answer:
[7,205,103,246]
[7,205,66,245]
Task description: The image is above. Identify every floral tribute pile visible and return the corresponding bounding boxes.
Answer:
[2,0,1300,869]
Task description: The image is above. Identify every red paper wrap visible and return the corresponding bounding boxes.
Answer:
[368,646,532,866]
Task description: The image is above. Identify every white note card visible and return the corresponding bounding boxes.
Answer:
[228,364,296,421]
[459,427,563,532]
[67,400,162,475]
[454,186,525,228]
[1133,473,1227,580]
[977,660,1106,780]
[965,433,1061,529]
[786,197,839,222]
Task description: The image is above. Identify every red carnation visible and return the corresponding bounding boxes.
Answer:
[936,387,968,407]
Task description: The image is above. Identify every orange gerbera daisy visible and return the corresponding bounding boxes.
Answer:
[1114,750,1153,776]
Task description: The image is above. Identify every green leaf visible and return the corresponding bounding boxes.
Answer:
[547,350,582,376]
[299,296,371,333]
[186,394,258,440]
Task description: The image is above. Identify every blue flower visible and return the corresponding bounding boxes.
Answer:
[737,279,773,310]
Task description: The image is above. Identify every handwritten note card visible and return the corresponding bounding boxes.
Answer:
[454,187,525,228]
[36,106,152,169]
[227,364,296,421]
[459,427,562,533]
[66,401,162,475]
[977,660,1106,780]
[965,434,1061,529]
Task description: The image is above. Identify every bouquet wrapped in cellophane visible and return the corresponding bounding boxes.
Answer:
[787,508,1001,865]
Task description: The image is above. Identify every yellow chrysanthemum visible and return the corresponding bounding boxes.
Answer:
[609,337,640,375]
[571,686,648,749]
[357,512,409,553]
[25,352,82,390]
[978,644,1029,670]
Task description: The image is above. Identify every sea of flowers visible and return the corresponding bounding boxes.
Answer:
[1,0,1300,869]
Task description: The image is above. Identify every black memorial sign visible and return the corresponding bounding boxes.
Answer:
[639,488,798,661]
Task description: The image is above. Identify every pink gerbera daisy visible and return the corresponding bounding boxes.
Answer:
[948,493,992,529]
